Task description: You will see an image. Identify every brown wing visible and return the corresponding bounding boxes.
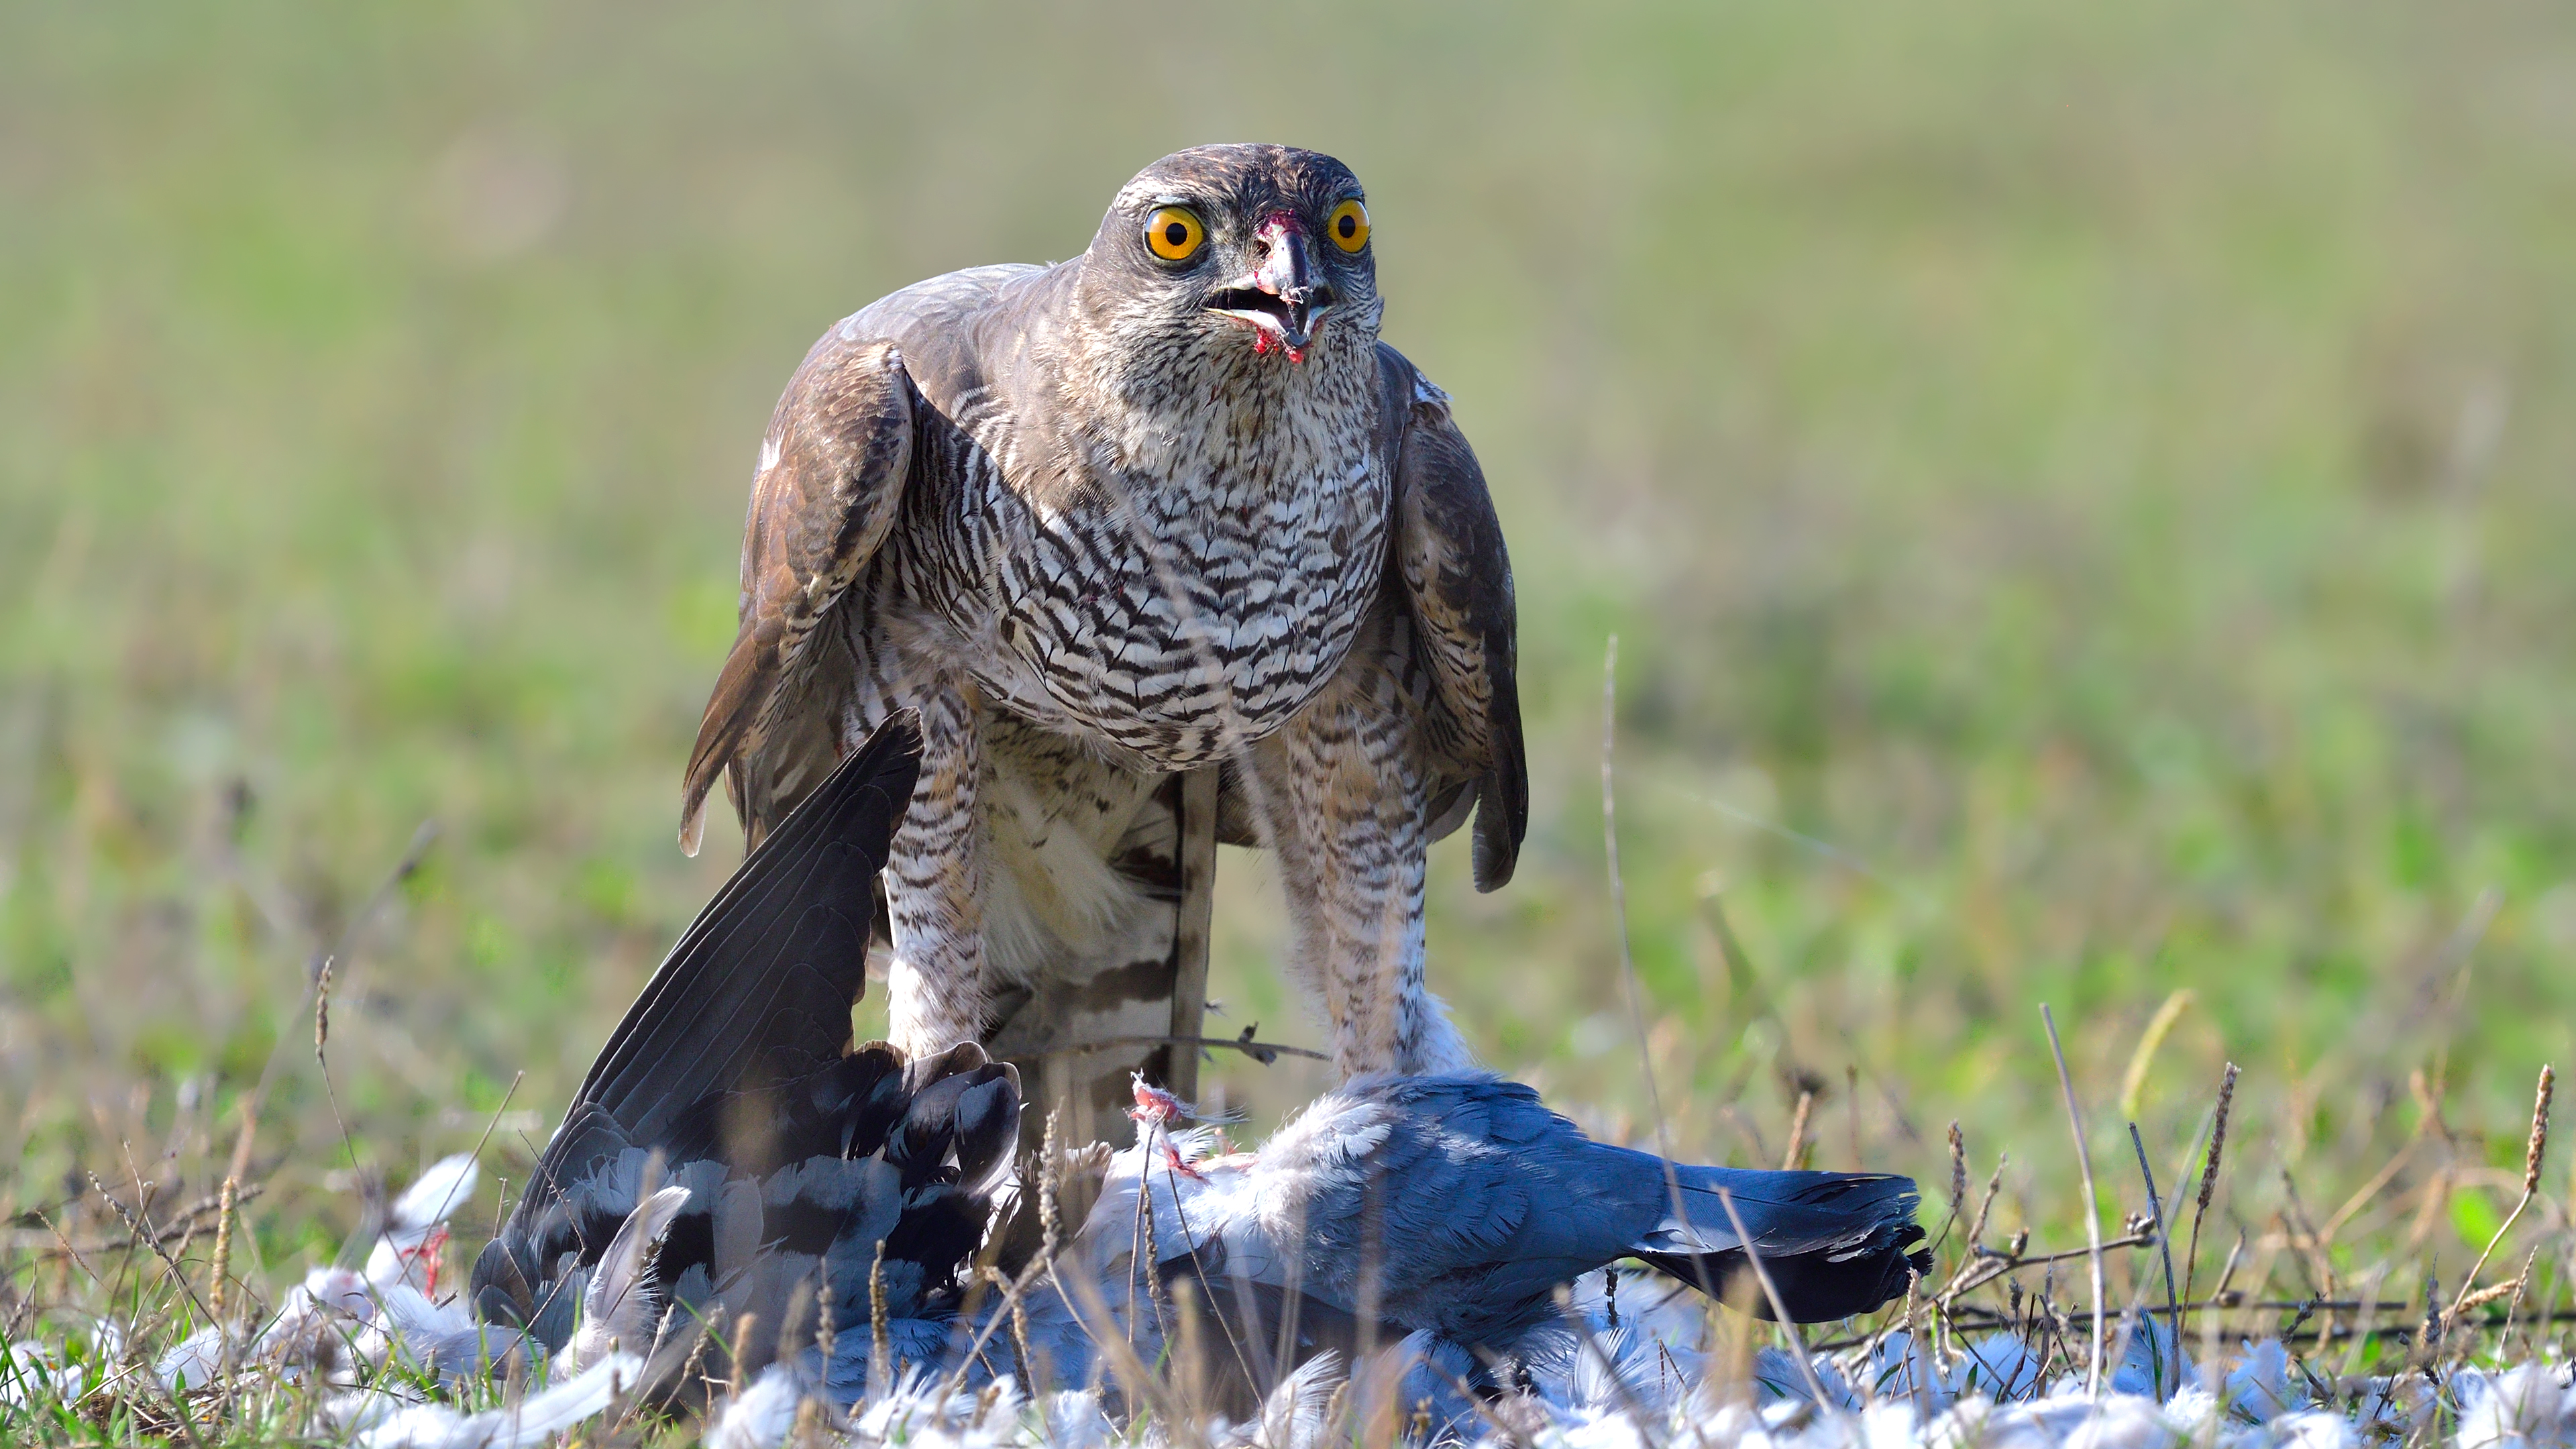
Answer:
[1380,345,1529,892]
[680,331,918,856]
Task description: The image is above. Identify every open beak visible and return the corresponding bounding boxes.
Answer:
[1208,213,1336,360]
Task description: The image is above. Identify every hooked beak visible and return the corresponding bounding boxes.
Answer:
[1207,212,1336,360]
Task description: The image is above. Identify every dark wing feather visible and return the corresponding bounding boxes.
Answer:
[474,713,1026,1393]
[1377,344,1528,892]
[476,712,922,1336]
[680,328,920,855]
[582,710,919,1144]
[490,709,918,1269]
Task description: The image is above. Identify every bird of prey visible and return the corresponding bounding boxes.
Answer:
[678,143,1526,1122]
[472,714,1026,1397]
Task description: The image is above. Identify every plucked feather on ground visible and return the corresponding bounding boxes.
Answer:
[14,712,2569,1448]
[113,1164,2572,1449]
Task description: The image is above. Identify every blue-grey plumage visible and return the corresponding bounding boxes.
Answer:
[741,1074,1927,1415]
[1089,1075,1931,1347]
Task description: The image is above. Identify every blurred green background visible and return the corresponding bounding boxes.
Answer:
[5,1,2573,1273]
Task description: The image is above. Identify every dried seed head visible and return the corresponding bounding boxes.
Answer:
[869,1238,891,1394]
[1782,1089,1815,1171]
[2455,1279,2520,1315]
[2419,1265,2443,1362]
[1138,1173,1165,1315]
[815,1277,835,1365]
[2522,1064,2553,1195]
[1947,1121,1968,1215]
[2196,1063,2239,1211]
[1968,1152,2008,1248]
[1039,1108,1064,1252]
[1007,1281,1034,1390]
[314,958,335,1057]
[209,1176,238,1324]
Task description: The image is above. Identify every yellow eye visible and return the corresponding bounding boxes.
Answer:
[1328,199,1371,253]
[1144,206,1205,262]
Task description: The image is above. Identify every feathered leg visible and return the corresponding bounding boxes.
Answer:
[1248,604,1472,1077]
[881,675,991,1056]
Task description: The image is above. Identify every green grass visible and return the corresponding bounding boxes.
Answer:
[5,3,2576,1428]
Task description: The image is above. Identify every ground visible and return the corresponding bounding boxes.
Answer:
[3,6,2575,1429]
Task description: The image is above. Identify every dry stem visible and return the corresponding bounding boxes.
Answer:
[2039,1005,2106,1397]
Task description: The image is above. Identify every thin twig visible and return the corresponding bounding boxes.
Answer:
[1935,1155,2010,1303]
[2118,989,2195,1121]
[233,821,438,1193]
[313,958,362,1179]
[1714,1187,1829,1404]
[1601,638,1721,1308]
[23,1183,268,1260]
[1938,1232,2158,1305]
[941,1260,1046,1402]
[1552,1285,1658,1442]
[1974,1232,2159,1269]
[1064,1034,1328,1063]
[1781,1090,1815,1172]
[85,1174,219,1334]
[461,1072,525,1193]
[2039,1005,2105,1397]
[2500,1246,2539,1360]
[1845,1065,1863,1171]
[2130,1123,2180,1374]
[2452,1063,2551,1313]
[1154,1136,1257,1393]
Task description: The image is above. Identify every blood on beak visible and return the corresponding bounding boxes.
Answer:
[1208,211,1338,360]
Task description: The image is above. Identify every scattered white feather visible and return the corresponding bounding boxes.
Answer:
[567,1183,690,1373]
[705,1363,812,1449]
[154,1324,227,1391]
[366,1154,482,1298]
[34,1144,2576,1449]
[391,1155,483,1234]
[337,1350,643,1449]
[3,1337,90,1406]
[1254,1350,1344,1449]
[2453,1362,2576,1448]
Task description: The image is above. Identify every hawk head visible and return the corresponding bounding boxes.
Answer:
[1078,144,1384,370]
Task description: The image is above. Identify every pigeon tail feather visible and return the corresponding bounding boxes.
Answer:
[1634,1164,1931,1322]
